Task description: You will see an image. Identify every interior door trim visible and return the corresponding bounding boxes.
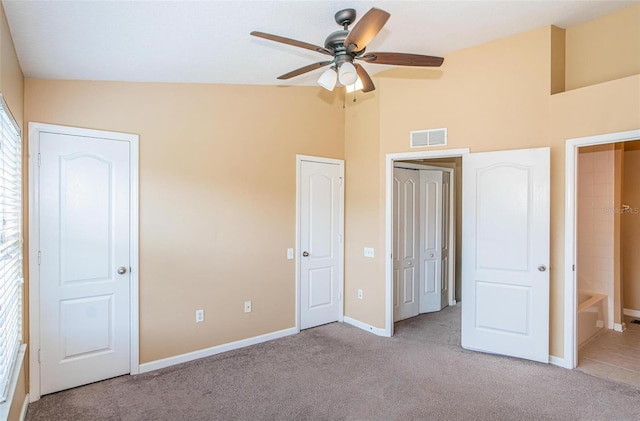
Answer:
[295,155,345,331]
[28,122,140,402]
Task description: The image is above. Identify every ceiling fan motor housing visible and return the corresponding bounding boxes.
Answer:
[334,9,356,28]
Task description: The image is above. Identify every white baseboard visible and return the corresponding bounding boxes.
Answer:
[20,394,29,421]
[343,316,388,337]
[549,355,572,369]
[623,308,640,318]
[614,323,627,332]
[139,327,298,373]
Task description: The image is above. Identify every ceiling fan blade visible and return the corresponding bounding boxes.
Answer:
[344,8,390,52]
[251,31,332,56]
[354,64,375,93]
[360,52,444,67]
[277,61,334,80]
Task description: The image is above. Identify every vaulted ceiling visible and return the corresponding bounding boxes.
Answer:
[3,0,637,86]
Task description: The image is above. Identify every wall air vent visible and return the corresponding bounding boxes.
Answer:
[410,128,447,148]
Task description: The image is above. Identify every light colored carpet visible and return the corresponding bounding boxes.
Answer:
[27,305,640,420]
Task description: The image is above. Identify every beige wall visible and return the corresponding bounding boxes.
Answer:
[344,4,640,358]
[25,80,345,363]
[565,4,640,91]
[344,91,385,326]
[623,141,640,311]
[0,2,26,420]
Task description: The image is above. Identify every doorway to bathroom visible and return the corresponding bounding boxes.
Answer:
[568,130,640,387]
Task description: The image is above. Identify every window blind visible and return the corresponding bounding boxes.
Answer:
[0,95,22,404]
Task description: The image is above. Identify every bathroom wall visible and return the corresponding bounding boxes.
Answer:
[577,144,616,328]
[623,140,640,313]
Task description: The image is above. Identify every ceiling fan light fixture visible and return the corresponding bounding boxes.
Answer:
[338,61,358,86]
[346,77,365,93]
[318,67,337,91]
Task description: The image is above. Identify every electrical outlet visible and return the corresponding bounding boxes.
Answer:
[244,301,252,313]
[287,248,294,260]
[357,289,363,299]
[364,247,374,258]
[195,309,204,323]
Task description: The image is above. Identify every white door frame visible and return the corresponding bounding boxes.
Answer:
[295,155,345,331]
[393,162,457,308]
[563,129,640,369]
[385,149,469,336]
[28,122,140,401]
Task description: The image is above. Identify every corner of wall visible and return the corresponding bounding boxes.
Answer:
[343,88,386,328]
[550,25,566,95]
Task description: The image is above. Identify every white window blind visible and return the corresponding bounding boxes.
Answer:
[0,95,22,404]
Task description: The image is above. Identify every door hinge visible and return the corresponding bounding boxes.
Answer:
[38,153,41,167]
[339,291,342,301]
[572,264,575,271]
[38,349,41,363]
[338,234,343,243]
[38,251,41,265]
[339,177,343,186]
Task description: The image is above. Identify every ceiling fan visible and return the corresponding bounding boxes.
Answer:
[250,7,444,93]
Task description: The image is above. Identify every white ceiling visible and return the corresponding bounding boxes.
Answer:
[2,0,637,86]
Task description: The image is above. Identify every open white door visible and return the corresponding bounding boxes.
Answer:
[461,147,550,363]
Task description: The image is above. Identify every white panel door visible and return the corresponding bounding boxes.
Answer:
[39,131,131,394]
[300,160,342,329]
[440,171,451,310]
[393,168,420,322]
[419,170,445,313]
[461,147,550,363]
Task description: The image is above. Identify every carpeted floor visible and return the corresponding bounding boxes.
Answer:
[27,305,640,420]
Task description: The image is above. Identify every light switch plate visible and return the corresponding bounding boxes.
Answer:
[195,309,204,323]
[364,247,374,258]
[244,301,252,313]
[287,248,294,260]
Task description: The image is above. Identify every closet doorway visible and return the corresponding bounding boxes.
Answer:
[392,161,457,322]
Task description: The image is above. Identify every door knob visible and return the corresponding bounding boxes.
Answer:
[117,266,128,275]
[537,265,547,272]
[302,251,310,257]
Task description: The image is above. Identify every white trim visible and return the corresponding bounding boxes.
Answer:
[564,129,640,370]
[624,308,640,318]
[385,149,469,337]
[614,323,627,333]
[139,327,298,373]
[28,122,140,401]
[549,355,571,369]
[343,316,389,337]
[19,394,28,421]
[0,345,26,420]
[295,155,345,330]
